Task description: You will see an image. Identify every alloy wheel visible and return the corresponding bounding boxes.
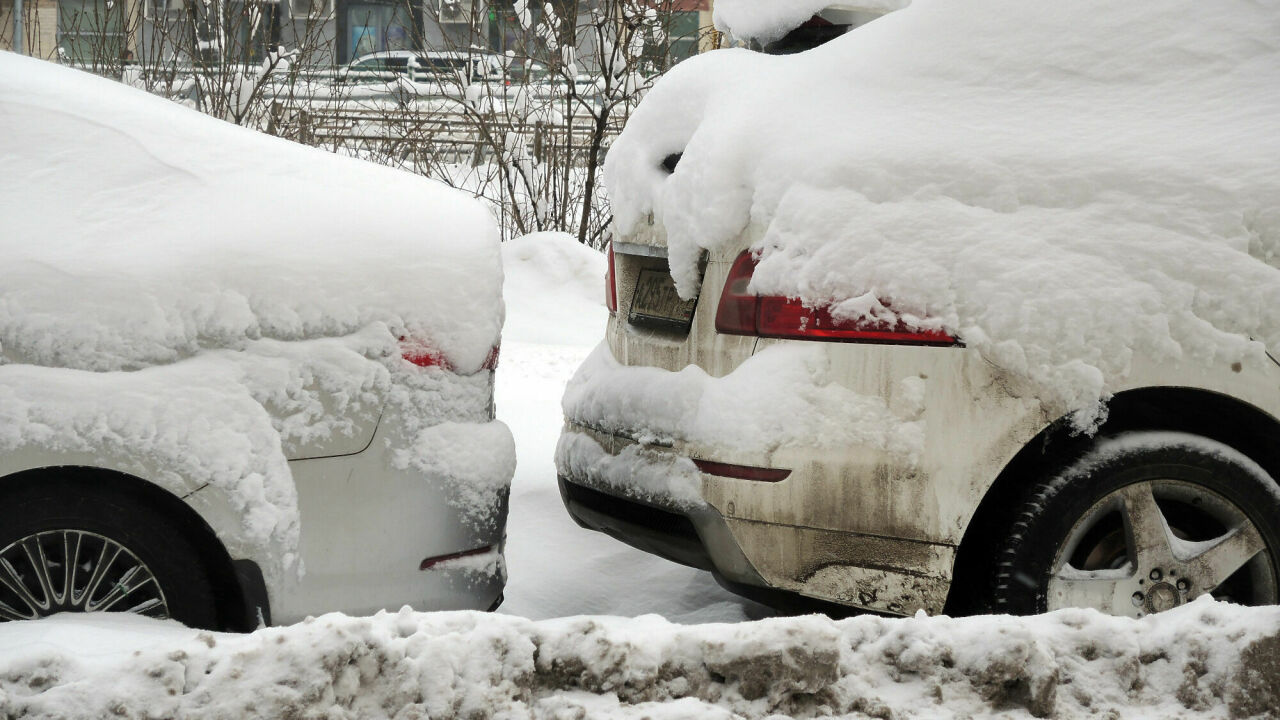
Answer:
[1047,479,1277,616]
[0,530,169,622]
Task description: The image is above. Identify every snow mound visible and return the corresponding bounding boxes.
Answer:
[606,0,1280,427]
[501,232,608,346]
[2,598,1277,718]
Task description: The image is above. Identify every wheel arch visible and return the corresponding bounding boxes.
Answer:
[0,465,264,631]
[945,386,1280,615]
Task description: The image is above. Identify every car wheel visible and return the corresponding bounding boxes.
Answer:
[992,432,1280,616]
[0,479,218,629]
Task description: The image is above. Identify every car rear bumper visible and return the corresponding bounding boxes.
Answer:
[556,421,953,616]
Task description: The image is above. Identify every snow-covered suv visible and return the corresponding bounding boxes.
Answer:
[0,54,514,630]
[556,0,1280,618]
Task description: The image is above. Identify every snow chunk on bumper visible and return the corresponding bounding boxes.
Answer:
[392,420,516,532]
[562,342,924,459]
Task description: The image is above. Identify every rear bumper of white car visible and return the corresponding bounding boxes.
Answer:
[555,420,954,616]
[190,411,513,626]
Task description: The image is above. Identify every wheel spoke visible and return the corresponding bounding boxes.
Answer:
[0,598,35,621]
[1049,566,1135,616]
[1178,523,1267,594]
[57,532,74,606]
[20,539,55,609]
[89,565,144,613]
[120,597,164,617]
[81,545,121,606]
[0,557,44,614]
[1120,482,1175,569]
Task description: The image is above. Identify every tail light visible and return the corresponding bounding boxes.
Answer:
[605,241,618,314]
[400,337,452,369]
[715,250,958,346]
[399,337,502,373]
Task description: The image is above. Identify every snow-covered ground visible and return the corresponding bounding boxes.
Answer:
[495,232,764,623]
[2,232,1278,719]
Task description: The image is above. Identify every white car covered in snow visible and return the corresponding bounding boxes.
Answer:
[0,53,515,629]
[557,0,1280,618]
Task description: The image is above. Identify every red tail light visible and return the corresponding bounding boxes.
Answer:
[605,241,618,314]
[400,337,452,369]
[399,338,502,373]
[715,250,958,346]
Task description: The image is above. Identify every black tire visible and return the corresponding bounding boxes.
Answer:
[992,432,1280,616]
[0,477,218,629]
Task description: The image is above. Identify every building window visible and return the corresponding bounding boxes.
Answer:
[191,1,280,63]
[290,0,333,20]
[58,0,128,63]
[438,0,480,26]
[666,10,700,63]
[346,1,415,59]
[144,0,185,19]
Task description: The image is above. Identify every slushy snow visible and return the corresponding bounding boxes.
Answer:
[607,0,1280,428]
[2,598,1277,718]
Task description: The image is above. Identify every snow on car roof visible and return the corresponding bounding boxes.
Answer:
[0,51,503,373]
[606,0,1280,427]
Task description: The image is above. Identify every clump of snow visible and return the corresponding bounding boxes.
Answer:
[713,0,909,44]
[562,343,925,460]
[606,0,1280,427]
[392,419,517,531]
[555,429,706,509]
[2,598,1277,718]
[0,53,510,578]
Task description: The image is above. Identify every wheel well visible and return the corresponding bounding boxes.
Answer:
[945,386,1280,615]
[0,466,259,631]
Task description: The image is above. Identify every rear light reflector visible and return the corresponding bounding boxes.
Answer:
[714,250,958,346]
[481,344,501,371]
[605,240,618,314]
[420,545,492,571]
[693,459,791,482]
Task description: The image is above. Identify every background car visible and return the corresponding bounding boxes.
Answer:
[337,50,504,86]
[0,52,515,630]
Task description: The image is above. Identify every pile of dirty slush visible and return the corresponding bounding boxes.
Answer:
[1,598,1276,719]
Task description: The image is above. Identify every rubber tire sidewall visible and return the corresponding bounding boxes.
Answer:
[993,434,1280,615]
[0,479,219,629]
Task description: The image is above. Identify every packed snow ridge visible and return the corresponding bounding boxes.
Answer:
[0,53,511,576]
[2,598,1277,719]
[608,0,1280,428]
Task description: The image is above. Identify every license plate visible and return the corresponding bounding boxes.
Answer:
[629,268,698,332]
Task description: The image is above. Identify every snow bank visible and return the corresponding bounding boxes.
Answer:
[500,232,608,346]
[606,0,1280,427]
[3,598,1277,718]
[0,54,508,576]
[713,0,909,44]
